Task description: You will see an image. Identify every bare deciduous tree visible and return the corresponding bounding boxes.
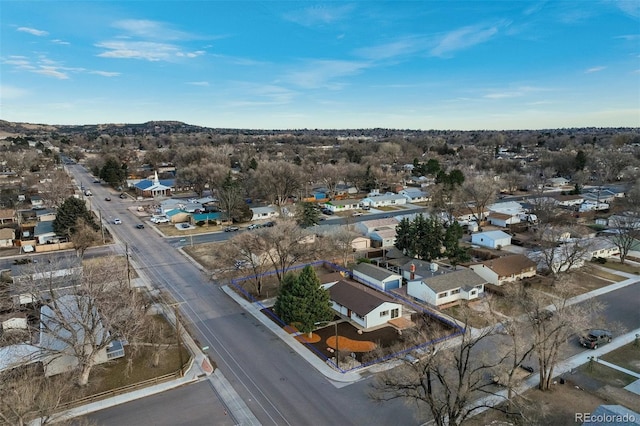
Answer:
[511,276,604,390]
[251,160,303,207]
[70,217,101,258]
[13,256,147,386]
[0,365,75,426]
[371,311,513,426]
[461,174,498,226]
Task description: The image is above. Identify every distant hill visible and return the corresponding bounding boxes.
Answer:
[0,119,637,139]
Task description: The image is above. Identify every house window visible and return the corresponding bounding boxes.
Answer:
[391,308,399,318]
[451,288,460,295]
[470,290,477,296]
[380,310,389,317]
[437,292,447,298]
[475,284,483,289]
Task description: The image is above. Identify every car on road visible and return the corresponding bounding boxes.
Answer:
[150,216,170,224]
[352,212,363,217]
[93,180,100,183]
[113,218,122,225]
[580,329,612,349]
[263,221,275,227]
[104,197,111,201]
[224,226,240,232]
[247,224,261,230]
[135,224,145,229]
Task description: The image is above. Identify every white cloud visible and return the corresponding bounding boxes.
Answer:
[90,71,121,77]
[187,81,210,87]
[51,39,70,45]
[483,86,547,99]
[111,19,191,41]
[431,23,501,57]
[283,4,355,27]
[609,0,640,19]
[355,37,426,61]
[0,85,29,99]
[285,59,370,89]
[3,56,34,70]
[17,27,48,36]
[33,67,69,80]
[96,41,181,61]
[585,66,606,73]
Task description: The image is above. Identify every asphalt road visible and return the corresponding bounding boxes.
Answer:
[43,163,640,425]
[65,164,416,426]
[85,381,236,426]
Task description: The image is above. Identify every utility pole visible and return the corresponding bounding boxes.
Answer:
[98,210,105,244]
[125,243,131,288]
[168,302,186,377]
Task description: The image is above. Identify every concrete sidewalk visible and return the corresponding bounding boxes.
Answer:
[469,327,640,418]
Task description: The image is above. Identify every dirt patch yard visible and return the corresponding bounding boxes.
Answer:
[467,343,640,425]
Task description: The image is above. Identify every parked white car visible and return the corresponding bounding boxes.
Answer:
[151,216,170,224]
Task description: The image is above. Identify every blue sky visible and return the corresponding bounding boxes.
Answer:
[2,1,639,130]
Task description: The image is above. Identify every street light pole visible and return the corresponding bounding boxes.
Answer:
[334,322,339,370]
[316,320,339,370]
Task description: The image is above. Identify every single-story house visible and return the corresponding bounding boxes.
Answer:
[526,243,590,274]
[355,218,398,236]
[34,220,58,244]
[547,177,570,187]
[351,236,370,251]
[133,171,173,198]
[250,206,279,221]
[11,255,83,305]
[0,208,16,224]
[30,196,44,209]
[582,189,619,203]
[400,259,450,282]
[407,268,487,307]
[588,237,620,259]
[0,312,28,331]
[553,194,584,207]
[360,193,407,208]
[322,199,362,213]
[39,295,125,377]
[36,208,57,222]
[487,212,521,228]
[159,199,186,214]
[0,344,41,373]
[471,230,512,249]
[327,280,402,330]
[0,227,15,248]
[369,228,397,248]
[165,209,192,223]
[398,188,430,203]
[469,254,537,285]
[487,201,526,216]
[352,262,403,291]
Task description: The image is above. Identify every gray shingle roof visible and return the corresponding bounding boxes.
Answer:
[353,262,399,282]
[421,269,486,293]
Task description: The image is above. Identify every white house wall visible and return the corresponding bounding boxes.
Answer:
[364,302,402,329]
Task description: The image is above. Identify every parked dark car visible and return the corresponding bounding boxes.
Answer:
[263,221,275,227]
[135,224,145,229]
[119,193,127,199]
[224,226,240,232]
[580,329,612,349]
[104,197,111,201]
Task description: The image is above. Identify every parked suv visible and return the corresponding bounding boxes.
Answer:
[580,329,612,349]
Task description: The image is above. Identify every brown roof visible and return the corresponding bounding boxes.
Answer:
[328,280,396,317]
[0,209,15,219]
[479,254,536,277]
[0,228,15,239]
[488,212,513,220]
